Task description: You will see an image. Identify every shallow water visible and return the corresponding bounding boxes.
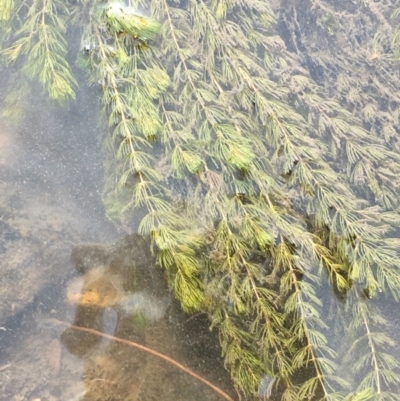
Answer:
[2,3,400,400]
[0,85,234,401]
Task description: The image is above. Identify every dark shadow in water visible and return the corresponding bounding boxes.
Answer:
[58,234,235,401]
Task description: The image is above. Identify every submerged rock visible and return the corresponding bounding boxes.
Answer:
[65,260,170,321]
[59,234,228,401]
[2,233,234,401]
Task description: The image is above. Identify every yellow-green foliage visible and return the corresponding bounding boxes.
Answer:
[3,0,400,400]
[2,0,76,102]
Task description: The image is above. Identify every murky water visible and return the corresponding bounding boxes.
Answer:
[0,83,234,401]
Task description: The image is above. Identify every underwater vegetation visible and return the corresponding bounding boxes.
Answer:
[2,0,400,399]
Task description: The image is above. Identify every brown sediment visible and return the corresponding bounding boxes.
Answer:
[50,318,236,401]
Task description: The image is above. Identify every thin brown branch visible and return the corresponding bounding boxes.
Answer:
[51,319,236,401]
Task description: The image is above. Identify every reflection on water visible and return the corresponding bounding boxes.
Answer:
[0,95,234,400]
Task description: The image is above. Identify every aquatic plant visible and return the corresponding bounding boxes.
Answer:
[2,0,400,399]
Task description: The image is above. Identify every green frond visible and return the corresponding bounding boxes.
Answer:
[0,0,13,22]
[101,1,160,40]
[4,0,400,399]
[2,0,76,102]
